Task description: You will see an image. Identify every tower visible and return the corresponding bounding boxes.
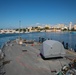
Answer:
[69,22,72,30]
[19,20,21,38]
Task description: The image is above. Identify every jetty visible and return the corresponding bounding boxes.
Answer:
[0,40,76,75]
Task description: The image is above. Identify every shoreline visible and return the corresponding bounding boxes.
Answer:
[0,31,76,34]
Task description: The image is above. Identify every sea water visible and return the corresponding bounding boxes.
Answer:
[0,32,76,51]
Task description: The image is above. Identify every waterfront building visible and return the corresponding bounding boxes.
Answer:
[44,25,51,32]
[37,26,43,29]
[27,27,32,32]
[57,24,65,29]
[69,22,72,30]
[45,24,51,28]
[61,25,68,30]
[15,31,20,33]
[51,24,63,32]
[0,29,15,34]
[73,24,76,30]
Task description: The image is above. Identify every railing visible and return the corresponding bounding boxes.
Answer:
[0,44,5,50]
[0,40,11,51]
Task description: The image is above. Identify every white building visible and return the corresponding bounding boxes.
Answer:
[69,22,72,30]
[45,25,51,28]
[0,29,15,34]
[73,24,76,30]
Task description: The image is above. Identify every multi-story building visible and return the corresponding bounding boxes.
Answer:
[27,27,32,32]
[73,24,76,30]
[57,24,65,29]
[45,25,51,28]
[69,22,72,30]
[0,29,16,34]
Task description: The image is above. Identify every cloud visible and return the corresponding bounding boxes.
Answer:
[36,23,40,25]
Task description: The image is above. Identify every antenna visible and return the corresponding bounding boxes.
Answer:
[19,20,21,38]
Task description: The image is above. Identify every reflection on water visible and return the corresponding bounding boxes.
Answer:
[0,32,76,51]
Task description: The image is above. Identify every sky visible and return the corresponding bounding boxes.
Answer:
[0,0,76,29]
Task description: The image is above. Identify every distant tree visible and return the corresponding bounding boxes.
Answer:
[19,29,23,32]
[23,28,26,32]
[16,29,19,31]
[35,27,38,29]
[31,27,35,30]
[40,28,43,31]
[71,28,75,31]
[37,27,41,31]
[62,28,68,31]
[44,27,50,30]
[28,29,30,32]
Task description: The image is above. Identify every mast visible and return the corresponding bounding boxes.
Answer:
[19,20,21,38]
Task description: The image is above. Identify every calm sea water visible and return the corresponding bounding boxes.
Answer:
[0,32,76,51]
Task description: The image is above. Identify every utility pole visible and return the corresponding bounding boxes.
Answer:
[19,20,21,39]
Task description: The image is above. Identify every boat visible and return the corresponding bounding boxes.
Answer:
[0,39,76,75]
[70,31,76,34]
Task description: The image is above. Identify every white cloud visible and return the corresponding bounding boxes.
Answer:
[36,23,40,25]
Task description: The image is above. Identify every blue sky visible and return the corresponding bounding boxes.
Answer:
[0,0,76,29]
